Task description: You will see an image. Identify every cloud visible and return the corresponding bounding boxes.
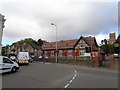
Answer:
[0,0,118,44]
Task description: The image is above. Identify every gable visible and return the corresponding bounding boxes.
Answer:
[75,39,89,49]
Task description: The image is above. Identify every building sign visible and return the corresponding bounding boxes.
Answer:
[84,53,91,57]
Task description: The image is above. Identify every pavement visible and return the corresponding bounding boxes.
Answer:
[2,61,118,88]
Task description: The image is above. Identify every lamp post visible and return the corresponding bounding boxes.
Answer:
[51,23,58,63]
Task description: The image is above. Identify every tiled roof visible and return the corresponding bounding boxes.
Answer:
[42,39,78,50]
[42,36,99,51]
[84,37,98,50]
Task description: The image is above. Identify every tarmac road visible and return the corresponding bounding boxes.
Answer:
[2,61,118,88]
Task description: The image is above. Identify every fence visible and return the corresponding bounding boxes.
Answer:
[35,55,118,69]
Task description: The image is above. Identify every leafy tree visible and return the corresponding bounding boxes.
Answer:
[8,53,16,58]
[12,38,37,46]
[101,39,107,45]
[2,46,6,56]
[37,39,46,46]
[101,40,104,45]
[104,39,107,45]
[2,45,10,56]
[11,49,16,53]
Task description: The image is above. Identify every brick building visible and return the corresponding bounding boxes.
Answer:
[42,36,104,61]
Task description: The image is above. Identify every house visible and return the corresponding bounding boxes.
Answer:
[42,36,104,61]
[108,33,116,44]
[11,43,42,56]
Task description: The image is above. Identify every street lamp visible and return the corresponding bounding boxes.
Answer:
[51,23,58,63]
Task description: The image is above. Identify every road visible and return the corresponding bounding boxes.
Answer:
[2,61,118,88]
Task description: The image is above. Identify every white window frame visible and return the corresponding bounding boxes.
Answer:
[68,50,72,56]
[80,49,84,55]
[51,51,54,56]
[59,50,63,56]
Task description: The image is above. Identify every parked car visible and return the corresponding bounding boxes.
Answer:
[10,56,18,63]
[44,56,49,62]
[113,54,119,58]
[29,57,33,63]
[0,56,19,73]
[31,55,39,61]
[45,56,48,59]
[38,56,43,59]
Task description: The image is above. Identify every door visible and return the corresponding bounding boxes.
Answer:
[2,58,13,73]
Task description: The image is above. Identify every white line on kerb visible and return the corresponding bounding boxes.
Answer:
[64,68,77,88]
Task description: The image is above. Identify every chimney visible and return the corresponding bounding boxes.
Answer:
[110,33,116,39]
[61,40,64,42]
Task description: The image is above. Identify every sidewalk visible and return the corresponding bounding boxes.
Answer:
[55,63,118,73]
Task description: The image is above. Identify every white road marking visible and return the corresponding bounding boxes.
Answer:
[64,68,77,88]
[72,77,75,80]
[64,84,69,88]
[69,80,73,83]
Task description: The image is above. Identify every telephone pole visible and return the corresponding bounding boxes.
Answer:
[0,14,6,55]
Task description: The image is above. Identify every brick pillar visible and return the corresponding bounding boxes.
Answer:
[95,56,99,67]
[109,55,115,69]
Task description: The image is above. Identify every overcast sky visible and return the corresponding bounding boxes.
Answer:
[0,0,119,46]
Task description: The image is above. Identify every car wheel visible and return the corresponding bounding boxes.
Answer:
[11,67,16,73]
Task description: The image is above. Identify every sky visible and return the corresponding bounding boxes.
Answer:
[0,0,119,46]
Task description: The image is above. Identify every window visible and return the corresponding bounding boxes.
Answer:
[51,51,54,56]
[59,50,63,56]
[80,52,84,55]
[45,51,47,56]
[80,49,84,55]
[3,58,13,64]
[68,50,72,56]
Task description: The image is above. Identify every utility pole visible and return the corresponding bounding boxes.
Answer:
[0,14,5,56]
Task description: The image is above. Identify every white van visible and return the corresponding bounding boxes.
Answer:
[0,56,19,73]
[17,52,30,64]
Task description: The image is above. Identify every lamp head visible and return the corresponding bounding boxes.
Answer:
[51,23,54,25]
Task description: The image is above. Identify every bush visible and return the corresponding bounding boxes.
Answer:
[8,53,16,58]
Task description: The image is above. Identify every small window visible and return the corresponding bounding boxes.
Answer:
[59,50,63,56]
[80,49,84,55]
[51,51,54,56]
[68,50,72,56]
[80,52,84,55]
[3,58,13,64]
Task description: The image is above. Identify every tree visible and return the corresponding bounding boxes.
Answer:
[101,39,108,45]
[104,39,107,45]
[101,40,104,45]
[2,46,6,56]
[11,38,37,46]
[37,39,46,46]
[11,49,16,53]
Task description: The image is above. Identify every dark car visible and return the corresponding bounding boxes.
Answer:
[29,57,33,63]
